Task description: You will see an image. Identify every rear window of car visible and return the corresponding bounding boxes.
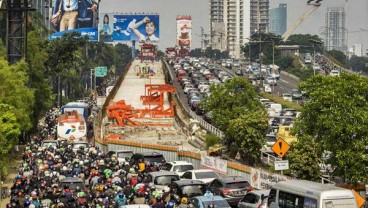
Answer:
[181,185,206,197]
[173,165,194,172]
[43,142,57,148]
[203,200,230,208]
[145,155,165,163]
[154,175,179,186]
[225,181,251,189]
[117,152,133,159]
[60,182,85,190]
[73,143,89,149]
[194,171,219,179]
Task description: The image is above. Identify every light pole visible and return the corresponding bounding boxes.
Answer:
[309,39,323,75]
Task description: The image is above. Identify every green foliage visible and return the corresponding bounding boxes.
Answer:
[349,55,368,73]
[294,73,368,184]
[205,134,220,148]
[283,67,314,81]
[287,135,321,181]
[114,43,131,75]
[260,92,302,111]
[204,77,268,165]
[326,50,348,68]
[285,34,324,54]
[275,56,293,70]
[0,104,21,155]
[190,47,229,60]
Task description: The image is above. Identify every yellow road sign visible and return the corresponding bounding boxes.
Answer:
[271,138,290,158]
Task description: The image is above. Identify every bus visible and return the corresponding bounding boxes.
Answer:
[61,102,90,121]
[57,110,87,141]
[268,180,358,208]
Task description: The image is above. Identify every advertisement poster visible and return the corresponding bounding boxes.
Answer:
[250,168,291,189]
[49,0,99,41]
[176,16,192,48]
[99,13,114,42]
[200,155,227,175]
[112,15,160,43]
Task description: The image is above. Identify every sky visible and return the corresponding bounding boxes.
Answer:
[101,0,368,52]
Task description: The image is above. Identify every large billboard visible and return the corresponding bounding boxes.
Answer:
[106,14,160,44]
[176,16,192,48]
[49,0,99,41]
[99,13,114,42]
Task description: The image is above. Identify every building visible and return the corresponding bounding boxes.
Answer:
[269,4,287,36]
[209,0,269,59]
[352,44,362,57]
[324,6,347,52]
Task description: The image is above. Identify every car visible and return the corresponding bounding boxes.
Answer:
[281,93,292,102]
[160,161,194,177]
[238,189,270,208]
[312,63,320,71]
[59,177,85,191]
[266,77,277,86]
[189,196,231,208]
[147,171,180,193]
[290,89,302,100]
[114,150,134,165]
[207,177,253,207]
[204,111,213,124]
[42,140,58,149]
[71,141,89,152]
[120,205,151,208]
[329,69,340,76]
[169,179,207,198]
[184,85,196,94]
[235,69,244,76]
[181,169,219,184]
[130,152,166,166]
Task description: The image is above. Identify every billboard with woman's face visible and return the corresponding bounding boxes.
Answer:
[99,13,114,42]
[49,0,99,41]
[102,14,159,43]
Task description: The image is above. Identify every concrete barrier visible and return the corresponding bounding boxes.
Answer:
[280,71,300,82]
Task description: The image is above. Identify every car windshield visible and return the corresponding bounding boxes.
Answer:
[60,182,85,190]
[117,152,133,159]
[202,200,231,208]
[181,185,207,197]
[194,171,219,179]
[173,165,194,172]
[145,155,165,163]
[43,142,57,148]
[154,175,179,185]
[224,181,250,189]
[73,143,88,149]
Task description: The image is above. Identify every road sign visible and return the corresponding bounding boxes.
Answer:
[274,160,289,171]
[271,138,290,158]
[95,66,108,77]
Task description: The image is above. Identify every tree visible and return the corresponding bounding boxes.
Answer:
[189,48,202,58]
[326,49,348,68]
[203,77,268,165]
[287,135,321,181]
[294,73,368,184]
[286,34,324,54]
[114,43,131,75]
[349,55,368,73]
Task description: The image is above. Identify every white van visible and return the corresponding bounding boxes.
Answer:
[267,103,282,117]
[268,180,358,208]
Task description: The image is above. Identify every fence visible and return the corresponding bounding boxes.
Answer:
[93,138,291,189]
[161,60,224,138]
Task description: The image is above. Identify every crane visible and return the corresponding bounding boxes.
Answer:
[282,0,322,42]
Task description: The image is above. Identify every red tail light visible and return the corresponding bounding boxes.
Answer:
[221,189,232,196]
[257,205,263,208]
[247,187,255,192]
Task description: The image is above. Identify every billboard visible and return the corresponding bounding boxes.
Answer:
[99,13,114,42]
[110,14,160,44]
[176,16,192,48]
[49,0,99,41]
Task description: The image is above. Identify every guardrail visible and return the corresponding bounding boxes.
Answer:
[162,60,224,139]
[260,150,281,165]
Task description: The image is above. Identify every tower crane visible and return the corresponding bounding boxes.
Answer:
[282,0,323,42]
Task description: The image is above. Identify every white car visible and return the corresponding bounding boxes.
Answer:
[329,69,340,77]
[114,150,134,165]
[181,169,220,184]
[159,161,194,177]
[282,93,292,102]
[266,77,277,86]
[238,189,270,208]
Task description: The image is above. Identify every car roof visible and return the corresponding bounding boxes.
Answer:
[149,171,179,177]
[60,177,84,183]
[115,150,134,153]
[172,179,205,186]
[247,189,271,196]
[167,161,193,165]
[186,169,216,173]
[216,177,249,184]
[135,152,163,156]
[72,141,89,144]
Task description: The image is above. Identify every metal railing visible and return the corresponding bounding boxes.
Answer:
[162,60,224,139]
[260,150,281,165]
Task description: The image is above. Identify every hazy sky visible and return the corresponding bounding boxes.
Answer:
[101,0,368,52]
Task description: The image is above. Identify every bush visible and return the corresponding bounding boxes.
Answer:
[284,67,314,81]
[205,133,220,148]
[260,92,302,111]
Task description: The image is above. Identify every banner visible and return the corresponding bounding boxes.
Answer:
[250,168,290,189]
[176,16,192,48]
[99,13,114,42]
[49,0,99,41]
[200,155,227,175]
[111,14,160,43]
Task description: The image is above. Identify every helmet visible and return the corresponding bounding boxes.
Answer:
[166,201,175,208]
[24,200,31,207]
[208,204,215,208]
[118,192,125,198]
[181,197,188,204]
[77,191,85,198]
[163,187,170,193]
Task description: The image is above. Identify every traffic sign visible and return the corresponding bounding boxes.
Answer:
[274,160,289,170]
[95,66,108,77]
[271,138,290,158]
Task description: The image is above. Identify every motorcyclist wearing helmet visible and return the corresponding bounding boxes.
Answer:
[113,192,127,208]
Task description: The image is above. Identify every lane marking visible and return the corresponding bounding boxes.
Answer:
[280,79,289,83]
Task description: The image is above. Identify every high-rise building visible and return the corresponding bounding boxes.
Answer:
[209,0,269,59]
[352,44,362,57]
[269,4,287,36]
[324,6,347,52]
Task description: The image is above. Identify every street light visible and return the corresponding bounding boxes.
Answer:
[309,39,323,75]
